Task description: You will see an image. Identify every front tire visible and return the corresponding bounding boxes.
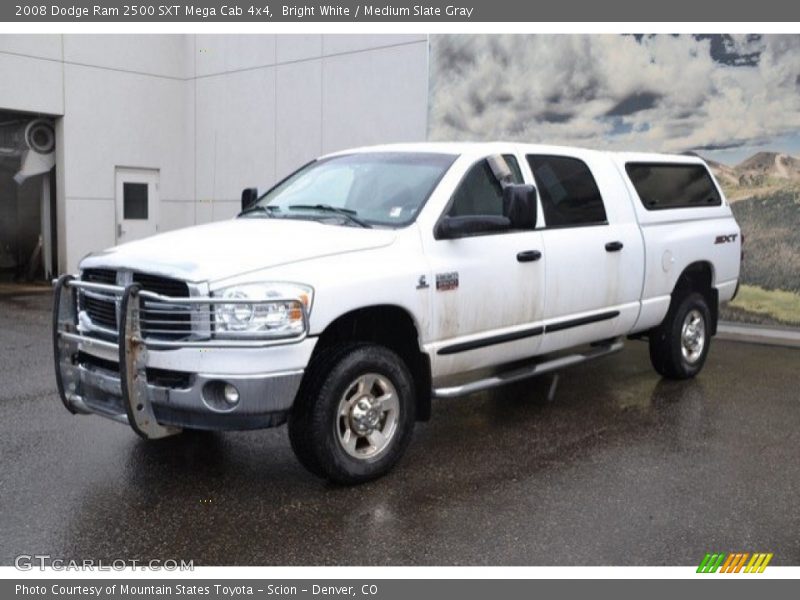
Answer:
[288,343,416,484]
[648,292,712,380]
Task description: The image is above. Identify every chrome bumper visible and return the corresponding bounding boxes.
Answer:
[53,275,308,437]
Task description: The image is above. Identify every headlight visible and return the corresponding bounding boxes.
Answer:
[213,283,313,339]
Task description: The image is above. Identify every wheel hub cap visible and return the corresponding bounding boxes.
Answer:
[681,309,706,364]
[350,397,382,434]
[336,373,400,460]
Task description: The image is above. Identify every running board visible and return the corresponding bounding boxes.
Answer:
[432,340,624,399]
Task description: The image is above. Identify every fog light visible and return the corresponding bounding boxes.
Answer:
[223,383,240,405]
[201,380,240,412]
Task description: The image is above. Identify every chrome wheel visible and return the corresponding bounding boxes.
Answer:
[336,373,399,460]
[681,309,706,364]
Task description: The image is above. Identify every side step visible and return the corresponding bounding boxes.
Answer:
[432,340,624,399]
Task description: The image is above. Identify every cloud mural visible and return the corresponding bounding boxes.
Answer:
[429,35,800,163]
[429,34,800,328]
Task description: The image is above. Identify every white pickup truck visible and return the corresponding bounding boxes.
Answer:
[53,143,741,483]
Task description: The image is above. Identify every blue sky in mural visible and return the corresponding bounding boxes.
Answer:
[706,133,800,165]
[429,35,800,166]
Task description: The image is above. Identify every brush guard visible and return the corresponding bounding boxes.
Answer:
[53,274,180,439]
[52,274,309,439]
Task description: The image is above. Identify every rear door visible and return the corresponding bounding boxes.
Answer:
[527,153,644,353]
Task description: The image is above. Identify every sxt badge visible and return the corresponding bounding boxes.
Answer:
[714,233,738,244]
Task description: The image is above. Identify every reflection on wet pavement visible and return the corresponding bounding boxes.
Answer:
[1,292,798,565]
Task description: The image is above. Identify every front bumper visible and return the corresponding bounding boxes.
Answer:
[53,275,316,437]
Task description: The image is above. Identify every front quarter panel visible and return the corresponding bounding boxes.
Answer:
[212,225,433,350]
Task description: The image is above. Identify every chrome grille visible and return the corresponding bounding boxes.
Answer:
[82,269,116,285]
[79,269,118,333]
[133,273,191,340]
[81,295,117,330]
[79,269,195,341]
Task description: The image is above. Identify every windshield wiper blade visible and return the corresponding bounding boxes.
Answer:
[288,204,372,228]
[237,205,280,218]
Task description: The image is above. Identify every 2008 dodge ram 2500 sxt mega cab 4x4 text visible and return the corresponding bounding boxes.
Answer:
[53,143,741,483]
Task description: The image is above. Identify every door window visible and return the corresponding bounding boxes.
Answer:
[447,155,522,218]
[123,182,149,220]
[527,155,606,227]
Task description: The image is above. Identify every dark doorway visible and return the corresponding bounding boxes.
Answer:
[0,109,57,281]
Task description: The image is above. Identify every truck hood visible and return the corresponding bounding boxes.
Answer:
[80,218,397,283]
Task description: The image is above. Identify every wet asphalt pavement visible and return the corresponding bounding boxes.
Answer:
[1,289,799,566]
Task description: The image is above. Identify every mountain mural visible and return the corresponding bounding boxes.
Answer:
[707,152,800,201]
[704,153,800,327]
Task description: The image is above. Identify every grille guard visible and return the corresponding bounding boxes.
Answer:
[52,274,310,439]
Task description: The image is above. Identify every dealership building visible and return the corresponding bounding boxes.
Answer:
[0,34,429,278]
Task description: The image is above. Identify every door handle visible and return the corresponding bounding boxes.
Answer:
[517,250,542,262]
[605,241,624,252]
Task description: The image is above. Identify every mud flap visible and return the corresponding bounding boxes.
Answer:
[118,283,181,440]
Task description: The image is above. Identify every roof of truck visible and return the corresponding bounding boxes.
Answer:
[323,142,707,165]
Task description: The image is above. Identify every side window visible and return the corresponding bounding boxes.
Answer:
[447,154,522,218]
[625,163,722,210]
[527,155,607,227]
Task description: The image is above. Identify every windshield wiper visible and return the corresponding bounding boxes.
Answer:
[237,205,280,218]
[288,204,372,228]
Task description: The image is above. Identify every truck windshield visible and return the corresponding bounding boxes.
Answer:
[247,152,457,227]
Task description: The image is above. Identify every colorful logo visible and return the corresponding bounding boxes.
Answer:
[697,552,773,573]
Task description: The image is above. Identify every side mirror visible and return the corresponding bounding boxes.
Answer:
[435,215,511,240]
[241,187,258,211]
[503,184,538,229]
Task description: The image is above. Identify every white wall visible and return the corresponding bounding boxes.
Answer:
[0,35,63,115]
[190,34,429,225]
[0,34,430,273]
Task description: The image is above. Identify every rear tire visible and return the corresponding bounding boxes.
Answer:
[649,292,712,380]
[288,343,416,484]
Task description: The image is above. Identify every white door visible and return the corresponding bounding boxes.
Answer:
[424,155,546,377]
[526,153,644,354]
[115,167,159,244]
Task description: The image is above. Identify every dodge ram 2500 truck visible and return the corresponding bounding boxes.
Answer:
[53,143,741,483]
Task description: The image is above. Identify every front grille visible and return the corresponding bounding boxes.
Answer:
[83,269,116,285]
[79,269,195,341]
[133,273,190,297]
[133,273,192,341]
[82,294,117,330]
[79,269,119,333]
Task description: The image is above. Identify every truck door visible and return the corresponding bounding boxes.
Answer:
[423,155,546,377]
[527,153,644,354]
